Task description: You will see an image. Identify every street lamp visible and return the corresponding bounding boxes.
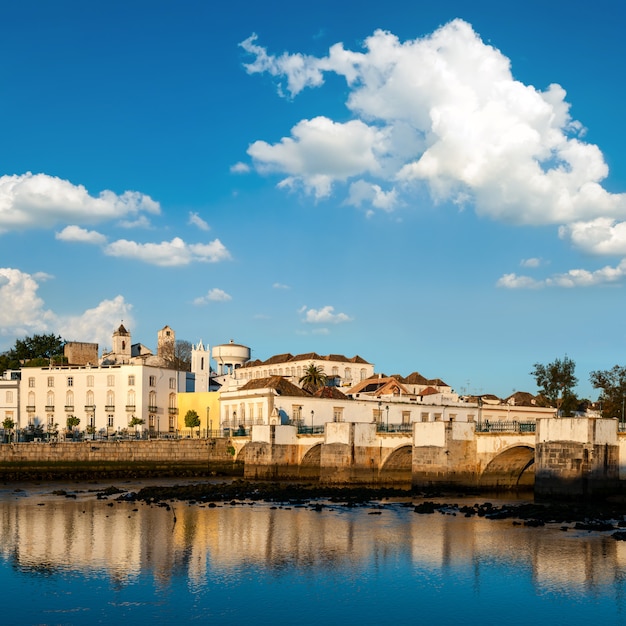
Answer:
[378,400,382,429]
[311,410,314,434]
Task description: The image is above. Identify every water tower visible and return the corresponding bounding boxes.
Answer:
[212,340,251,376]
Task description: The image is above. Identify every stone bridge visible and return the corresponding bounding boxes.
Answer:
[235,417,626,498]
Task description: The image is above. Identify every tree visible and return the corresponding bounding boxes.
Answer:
[2,417,15,443]
[530,356,578,416]
[299,363,328,393]
[0,333,65,373]
[66,415,80,430]
[589,365,626,419]
[129,416,145,428]
[184,409,201,437]
[163,340,192,371]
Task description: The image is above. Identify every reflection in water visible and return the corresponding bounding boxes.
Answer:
[1,485,625,624]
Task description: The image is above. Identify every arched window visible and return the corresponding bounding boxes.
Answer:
[149,391,157,409]
[127,390,136,407]
[169,393,176,409]
[86,390,94,406]
[46,391,54,407]
[65,391,74,407]
[106,390,115,407]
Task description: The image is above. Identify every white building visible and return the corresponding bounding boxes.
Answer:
[0,370,20,433]
[236,350,374,389]
[18,324,190,437]
[20,363,186,437]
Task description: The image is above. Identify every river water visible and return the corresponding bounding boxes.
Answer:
[1,480,625,626]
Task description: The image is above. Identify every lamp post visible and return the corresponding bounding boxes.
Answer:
[386,405,389,432]
[206,406,210,438]
[311,410,314,434]
[378,400,382,430]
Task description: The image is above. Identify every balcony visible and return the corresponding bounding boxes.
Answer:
[125,405,136,412]
[45,406,55,412]
[105,405,115,412]
[65,405,74,412]
[26,405,35,412]
[148,406,158,413]
[168,407,179,415]
[85,405,96,412]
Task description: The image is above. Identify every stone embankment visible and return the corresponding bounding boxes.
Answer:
[0,439,242,481]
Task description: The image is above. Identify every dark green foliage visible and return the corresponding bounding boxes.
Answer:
[590,365,626,419]
[530,356,578,415]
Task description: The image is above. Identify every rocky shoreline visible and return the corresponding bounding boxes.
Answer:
[68,479,626,540]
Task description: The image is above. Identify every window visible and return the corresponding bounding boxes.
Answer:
[373,408,383,423]
[421,412,429,422]
[67,376,73,387]
[106,391,115,407]
[107,416,114,427]
[47,377,54,387]
[28,377,35,388]
[128,375,135,386]
[333,407,344,422]
[434,413,442,421]
[169,377,176,389]
[107,375,115,386]
[292,405,302,422]
[6,391,13,403]
[344,368,352,382]
[46,391,55,407]
[66,391,74,407]
[149,375,156,387]
[86,390,94,406]
[87,375,94,387]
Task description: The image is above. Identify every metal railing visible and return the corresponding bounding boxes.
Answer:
[376,423,413,433]
[475,421,536,433]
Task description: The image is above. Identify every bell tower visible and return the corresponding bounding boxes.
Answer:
[192,340,211,392]
[112,323,131,363]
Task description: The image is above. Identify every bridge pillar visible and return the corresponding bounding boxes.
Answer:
[242,425,302,480]
[535,417,620,499]
[319,423,382,484]
[411,421,478,490]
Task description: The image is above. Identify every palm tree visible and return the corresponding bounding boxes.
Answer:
[299,363,327,393]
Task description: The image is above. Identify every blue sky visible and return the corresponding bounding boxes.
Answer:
[1,0,625,399]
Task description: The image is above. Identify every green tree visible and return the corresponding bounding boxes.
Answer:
[66,415,80,430]
[184,409,201,437]
[530,356,578,416]
[299,363,328,393]
[1,333,65,373]
[2,416,15,443]
[589,365,626,419]
[129,416,145,428]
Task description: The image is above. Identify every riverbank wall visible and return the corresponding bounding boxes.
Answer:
[0,439,243,480]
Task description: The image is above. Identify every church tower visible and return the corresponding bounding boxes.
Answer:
[157,325,175,364]
[111,323,131,364]
[192,340,211,392]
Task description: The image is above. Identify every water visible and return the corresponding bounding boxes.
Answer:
[1,480,625,625]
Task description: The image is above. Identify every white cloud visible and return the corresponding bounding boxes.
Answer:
[55,225,107,245]
[0,172,160,233]
[559,218,626,256]
[301,305,352,324]
[57,296,134,345]
[0,267,132,350]
[104,237,231,267]
[0,267,55,338]
[118,215,153,229]
[497,259,626,289]
[193,288,232,305]
[230,162,251,174]
[241,20,626,239]
[248,116,385,198]
[188,212,210,231]
[520,257,542,268]
[273,282,290,289]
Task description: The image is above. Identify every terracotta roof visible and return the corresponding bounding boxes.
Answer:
[313,386,349,399]
[240,352,372,367]
[238,376,310,397]
[419,386,439,396]
[505,391,537,406]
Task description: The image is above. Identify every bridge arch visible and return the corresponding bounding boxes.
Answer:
[380,445,413,483]
[299,442,322,480]
[479,444,535,490]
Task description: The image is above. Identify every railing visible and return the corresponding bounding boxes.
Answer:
[295,425,325,435]
[64,405,74,412]
[475,421,536,433]
[376,423,413,433]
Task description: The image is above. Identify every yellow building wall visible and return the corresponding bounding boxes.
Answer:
[177,391,221,436]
